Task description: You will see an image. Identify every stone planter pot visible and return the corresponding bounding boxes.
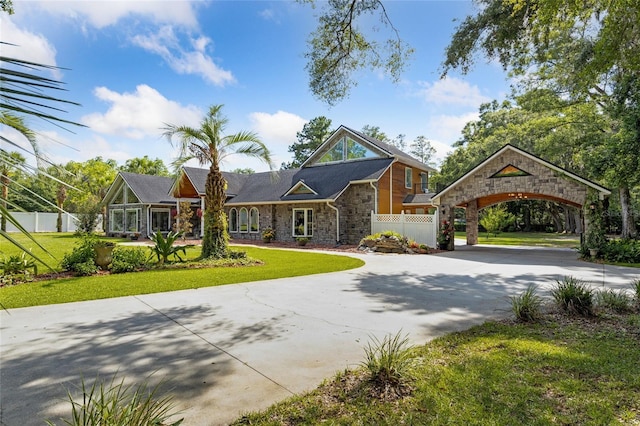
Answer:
[94,244,115,269]
[589,248,598,258]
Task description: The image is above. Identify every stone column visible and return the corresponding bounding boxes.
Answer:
[466,199,478,245]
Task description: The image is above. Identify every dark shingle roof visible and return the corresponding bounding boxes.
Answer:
[119,172,176,204]
[403,193,436,204]
[225,157,393,204]
[181,167,249,197]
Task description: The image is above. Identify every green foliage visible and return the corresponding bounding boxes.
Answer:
[632,279,640,306]
[0,251,37,275]
[46,375,183,426]
[596,289,632,314]
[61,234,100,276]
[601,239,640,263]
[551,276,594,316]
[303,0,412,105]
[361,331,413,391]
[510,285,543,322]
[296,237,309,246]
[119,155,170,176]
[283,116,333,169]
[74,195,102,234]
[172,201,194,238]
[480,205,515,237]
[111,247,149,274]
[261,227,275,242]
[149,231,186,265]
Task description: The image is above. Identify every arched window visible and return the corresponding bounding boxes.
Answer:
[229,208,238,233]
[249,207,259,233]
[239,208,248,233]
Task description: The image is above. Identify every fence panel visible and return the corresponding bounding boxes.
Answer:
[1,212,103,233]
[371,211,438,248]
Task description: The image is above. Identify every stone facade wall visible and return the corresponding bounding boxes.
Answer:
[335,183,376,244]
[439,150,589,208]
[224,183,375,245]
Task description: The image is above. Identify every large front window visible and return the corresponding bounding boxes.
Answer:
[110,209,124,232]
[151,209,171,232]
[249,207,259,233]
[293,208,313,237]
[125,209,140,232]
[229,208,238,233]
[239,207,248,233]
[405,167,412,189]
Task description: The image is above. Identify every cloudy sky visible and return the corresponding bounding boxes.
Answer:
[2,0,510,172]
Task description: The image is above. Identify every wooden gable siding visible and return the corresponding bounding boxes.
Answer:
[377,162,427,214]
[173,174,199,198]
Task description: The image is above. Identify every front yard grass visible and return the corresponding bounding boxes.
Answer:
[0,246,364,309]
[234,312,640,425]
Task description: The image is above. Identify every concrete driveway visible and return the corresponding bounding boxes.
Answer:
[1,245,638,425]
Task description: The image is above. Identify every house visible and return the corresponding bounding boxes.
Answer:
[102,172,197,238]
[171,125,437,245]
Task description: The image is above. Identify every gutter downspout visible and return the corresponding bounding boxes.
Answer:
[369,181,378,214]
[326,201,340,244]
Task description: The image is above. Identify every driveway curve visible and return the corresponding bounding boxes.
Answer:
[1,245,637,425]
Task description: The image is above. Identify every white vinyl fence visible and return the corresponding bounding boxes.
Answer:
[371,211,438,248]
[1,212,103,233]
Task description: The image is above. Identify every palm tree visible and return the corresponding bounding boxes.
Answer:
[163,105,273,258]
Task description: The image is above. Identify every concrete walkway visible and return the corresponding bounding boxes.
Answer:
[1,245,638,425]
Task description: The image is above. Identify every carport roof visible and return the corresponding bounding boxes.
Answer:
[431,144,611,205]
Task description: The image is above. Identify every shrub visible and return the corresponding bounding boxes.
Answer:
[361,331,413,392]
[228,250,247,260]
[46,375,183,426]
[551,276,594,316]
[510,285,543,322]
[601,239,640,264]
[149,231,186,265]
[111,247,149,274]
[61,234,100,276]
[0,251,38,276]
[631,279,640,307]
[596,288,632,313]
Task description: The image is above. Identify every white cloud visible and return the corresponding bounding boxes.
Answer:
[35,0,199,29]
[417,77,491,108]
[131,26,235,86]
[249,110,306,148]
[425,112,479,146]
[0,15,59,77]
[81,84,202,139]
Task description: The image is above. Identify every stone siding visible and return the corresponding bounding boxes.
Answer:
[439,150,588,208]
[335,183,376,244]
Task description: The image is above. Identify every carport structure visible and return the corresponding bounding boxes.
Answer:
[432,144,611,248]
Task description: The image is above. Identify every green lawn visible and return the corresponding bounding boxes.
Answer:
[0,233,364,309]
[455,231,580,248]
[234,312,640,425]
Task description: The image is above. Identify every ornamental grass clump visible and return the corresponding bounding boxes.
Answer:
[510,284,543,322]
[551,276,594,316]
[46,375,183,426]
[361,331,414,398]
[596,288,633,313]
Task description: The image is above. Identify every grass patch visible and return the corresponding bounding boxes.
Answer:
[455,231,580,248]
[0,246,364,308]
[234,312,640,425]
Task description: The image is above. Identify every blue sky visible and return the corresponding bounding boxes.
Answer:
[2,1,511,173]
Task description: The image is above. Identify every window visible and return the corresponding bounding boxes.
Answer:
[125,209,140,232]
[293,208,313,237]
[420,172,428,193]
[249,207,259,233]
[151,209,171,232]
[125,187,139,203]
[317,137,378,164]
[405,167,412,189]
[229,208,238,233]
[110,209,124,232]
[239,207,248,233]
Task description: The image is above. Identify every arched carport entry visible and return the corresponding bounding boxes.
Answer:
[432,145,610,249]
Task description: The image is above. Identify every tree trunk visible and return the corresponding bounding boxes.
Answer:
[1,176,8,232]
[547,202,563,233]
[523,203,531,232]
[620,186,637,239]
[202,163,228,259]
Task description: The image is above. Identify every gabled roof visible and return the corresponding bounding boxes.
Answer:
[283,180,319,197]
[103,172,176,205]
[432,144,611,204]
[302,125,437,172]
[227,157,393,205]
[173,167,249,198]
